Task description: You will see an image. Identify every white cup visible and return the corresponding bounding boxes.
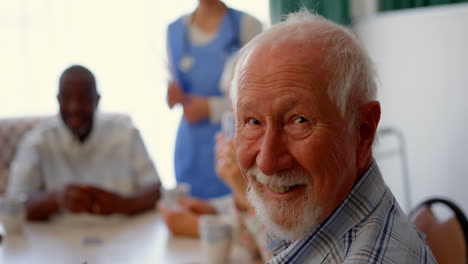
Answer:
[161,183,191,209]
[0,194,26,234]
[199,215,233,264]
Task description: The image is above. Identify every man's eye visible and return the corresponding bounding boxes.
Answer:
[249,118,261,125]
[294,117,308,124]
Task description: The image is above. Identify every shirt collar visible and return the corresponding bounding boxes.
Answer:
[56,112,100,153]
[271,161,387,260]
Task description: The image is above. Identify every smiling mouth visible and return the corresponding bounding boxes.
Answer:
[68,116,84,128]
[268,184,302,193]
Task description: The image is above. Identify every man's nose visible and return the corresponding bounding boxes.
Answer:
[66,100,80,113]
[256,125,293,175]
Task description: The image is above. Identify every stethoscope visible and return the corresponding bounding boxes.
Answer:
[179,9,237,73]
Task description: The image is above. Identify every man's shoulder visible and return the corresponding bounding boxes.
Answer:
[297,185,435,263]
[341,196,437,263]
[19,117,60,146]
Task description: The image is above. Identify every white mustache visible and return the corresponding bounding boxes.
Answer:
[246,166,311,187]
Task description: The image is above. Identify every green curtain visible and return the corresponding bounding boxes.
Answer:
[269,0,468,23]
[269,0,350,25]
[379,0,468,11]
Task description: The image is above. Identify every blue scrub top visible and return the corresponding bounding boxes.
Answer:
[167,8,242,199]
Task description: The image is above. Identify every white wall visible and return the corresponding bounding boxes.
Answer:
[354,3,468,213]
[350,0,377,19]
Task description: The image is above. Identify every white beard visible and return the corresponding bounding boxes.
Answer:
[246,166,323,241]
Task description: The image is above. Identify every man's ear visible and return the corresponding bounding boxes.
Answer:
[356,101,381,170]
[94,94,101,108]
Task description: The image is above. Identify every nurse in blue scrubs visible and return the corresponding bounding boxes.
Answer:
[166,0,262,199]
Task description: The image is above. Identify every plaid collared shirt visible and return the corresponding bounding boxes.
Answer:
[267,162,436,264]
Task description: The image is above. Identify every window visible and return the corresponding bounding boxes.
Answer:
[0,0,269,188]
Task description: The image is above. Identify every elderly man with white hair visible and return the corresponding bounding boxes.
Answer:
[231,11,436,263]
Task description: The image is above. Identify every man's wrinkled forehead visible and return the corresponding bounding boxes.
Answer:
[238,39,327,88]
[250,39,324,65]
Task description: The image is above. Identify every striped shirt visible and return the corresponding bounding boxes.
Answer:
[267,162,436,264]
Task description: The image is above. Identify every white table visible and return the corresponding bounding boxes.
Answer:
[0,212,261,264]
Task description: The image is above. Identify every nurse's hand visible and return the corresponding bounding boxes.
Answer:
[177,196,217,215]
[157,201,201,237]
[167,81,185,108]
[182,95,210,123]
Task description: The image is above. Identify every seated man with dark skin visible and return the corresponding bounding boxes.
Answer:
[7,65,161,221]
